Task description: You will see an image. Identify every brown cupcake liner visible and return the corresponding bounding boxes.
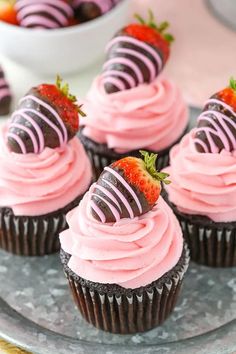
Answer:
[165,196,236,267]
[179,216,236,267]
[79,127,189,180]
[60,244,190,334]
[0,194,83,256]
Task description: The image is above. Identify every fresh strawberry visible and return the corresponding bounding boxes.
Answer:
[102,10,174,94]
[7,76,85,154]
[0,0,18,25]
[216,77,236,113]
[91,151,170,223]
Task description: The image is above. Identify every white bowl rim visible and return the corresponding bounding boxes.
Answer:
[0,0,130,37]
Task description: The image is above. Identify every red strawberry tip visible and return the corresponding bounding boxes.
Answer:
[134,9,174,44]
[139,150,171,184]
[56,75,86,117]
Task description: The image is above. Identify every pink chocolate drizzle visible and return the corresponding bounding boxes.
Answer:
[91,166,142,223]
[102,36,162,91]
[193,98,236,153]
[8,94,68,154]
[15,0,73,29]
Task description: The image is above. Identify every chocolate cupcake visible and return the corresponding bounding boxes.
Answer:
[60,152,189,333]
[164,78,236,267]
[0,77,92,256]
[79,11,189,179]
[0,65,12,116]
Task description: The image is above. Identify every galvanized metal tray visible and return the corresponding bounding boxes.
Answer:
[0,110,235,354]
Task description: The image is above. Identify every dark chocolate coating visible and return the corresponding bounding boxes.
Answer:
[194,93,236,153]
[0,96,11,116]
[7,88,75,154]
[103,31,163,94]
[74,3,102,22]
[0,67,12,116]
[91,167,151,223]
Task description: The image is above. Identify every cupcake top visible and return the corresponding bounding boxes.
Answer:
[60,152,184,289]
[0,77,92,216]
[82,11,188,152]
[83,76,188,153]
[164,78,236,223]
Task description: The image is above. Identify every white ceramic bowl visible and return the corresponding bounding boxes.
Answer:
[0,0,130,75]
[207,0,236,31]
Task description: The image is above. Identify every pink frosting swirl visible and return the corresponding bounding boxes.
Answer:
[82,76,189,153]
[164,129,236,223]
[0,125,92,216]
[60,188,183,289]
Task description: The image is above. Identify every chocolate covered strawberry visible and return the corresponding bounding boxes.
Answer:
[194,77,236,153]
[91,151,170,223]
[15,0,73,29]
[7,76,85,154]
[0,65,12,116]
[73,0,116,23]
[0,0,18,25]
[102,10,174,94]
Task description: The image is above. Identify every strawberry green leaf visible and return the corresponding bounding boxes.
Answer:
[134,10,174,45]
[56,75,86,117]
[134,13,145,25]
[229,77,236,91]
[139,150,171,184]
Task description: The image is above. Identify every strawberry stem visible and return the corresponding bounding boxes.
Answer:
[139,150,171,184]
[134,10,174,44]
[78,104,86,117]
[229,77,236,92]
[56,75,86,117]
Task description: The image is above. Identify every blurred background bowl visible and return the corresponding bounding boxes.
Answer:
[206,0,236,31]
[0,0,130,76]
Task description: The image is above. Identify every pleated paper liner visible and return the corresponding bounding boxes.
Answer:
[60,245,190,334]
[78,126,189,180]
[165,196,236,267]
[0,194,83,256]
